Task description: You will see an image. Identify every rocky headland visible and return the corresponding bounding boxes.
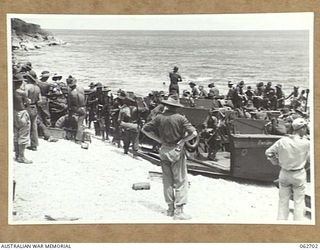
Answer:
[11,18,65,51]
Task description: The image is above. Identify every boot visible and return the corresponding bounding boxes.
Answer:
[167,204,175,217]
[17,145,33,164]
[173,205,192,220]
[26,146,37,151]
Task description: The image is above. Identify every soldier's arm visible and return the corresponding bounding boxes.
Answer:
[178,116,197,146]
[141,117,162,144]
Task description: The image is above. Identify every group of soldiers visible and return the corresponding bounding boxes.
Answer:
[13,61,88,163]
[169,66,309,112]
[13,62,310,164]
[167,66,310,161]
[12,62,311,221]
[183,78,308,112]
[12,61,153,163]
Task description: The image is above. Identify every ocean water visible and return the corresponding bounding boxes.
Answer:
[13,30,310,96]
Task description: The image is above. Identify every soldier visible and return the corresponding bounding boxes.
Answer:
[266,118,310,221]
[66,75,86,143]
[201,108,222,161]
[198,85,208,98]
[232,81,246,109]
[48,84,68,127]
[142,95,197,220]
[208,82,219,99]
[253,82,265,109]
[286,86,300,109]
[13,73,32,164]
[38,71,52,126]
[275,84,285,109]
[24,70,42,151]
[20,61,32,73]
[245,86,254,101]
[37,71,52,140]
[189,82,200,99]
[226,81,235,107]
[110,95,121,147]
[118,91,140,155]
[52,73,68,96]
[169,66,182,95]
[86,82,97,129]
[88,82,111,140]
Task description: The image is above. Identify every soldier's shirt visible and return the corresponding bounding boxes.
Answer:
[69,86,85,109]
[143,110,196,145]
[25,83,41,104]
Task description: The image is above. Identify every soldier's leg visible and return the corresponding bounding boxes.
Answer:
[131,130,139,154]
[171,151,191,220]
[159,146,175,210]
[171,151,188,206]
[75,114,85,142]
[122,129,130,154]
[17,111,32,164]
[292,170,307,221]
[104,115,110,140]
[28,106,39,149]
[277,170,291,220]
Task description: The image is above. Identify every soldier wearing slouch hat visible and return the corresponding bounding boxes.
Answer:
[142,95,197,220]
[13,73,32,164]
[66,75,86,143]
[24,70,42,151]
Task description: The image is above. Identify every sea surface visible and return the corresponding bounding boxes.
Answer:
[13,30,310,96]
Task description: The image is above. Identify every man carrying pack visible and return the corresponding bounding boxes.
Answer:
[142,95,197,220]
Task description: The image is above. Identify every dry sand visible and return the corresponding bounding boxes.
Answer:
[9,134,310,224]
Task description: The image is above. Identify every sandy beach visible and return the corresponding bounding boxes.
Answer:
[10,131,311,225]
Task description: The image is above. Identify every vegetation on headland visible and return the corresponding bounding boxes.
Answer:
[11,18,65,51]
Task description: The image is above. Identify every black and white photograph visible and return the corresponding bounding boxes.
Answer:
[7,13,314,224]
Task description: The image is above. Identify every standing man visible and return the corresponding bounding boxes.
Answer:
[232,80,246,109]
[25,70,42,151]
[265,118,310,221]
[89,83,111,140]
[86,82,97,129]
[202,109,222,161]
[118,91,140,155]
[66,75,86,143]
[142,95,197,220]
[226,81,235,106]
[38,70,52,127]
[13,73,32,163]
[169,66,182,95]
[47,84,68,126]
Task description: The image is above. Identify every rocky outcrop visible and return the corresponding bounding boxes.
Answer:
[11,18,66,51]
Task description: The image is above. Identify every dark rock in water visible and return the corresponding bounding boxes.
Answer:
[48,42,59,46]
